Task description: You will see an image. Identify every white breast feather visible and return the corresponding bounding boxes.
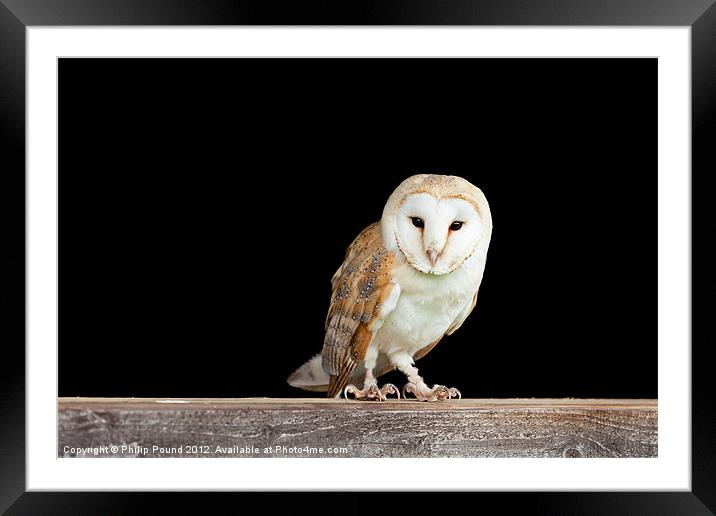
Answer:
[372,250,485,359]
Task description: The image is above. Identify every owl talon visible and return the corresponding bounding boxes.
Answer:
[344,385,359,399]
[380,383,400,400]
[345,383,398,401]
[433,385,450,400]
[402,382,418,399]
[366,384,382,400]
[402,382,462,401]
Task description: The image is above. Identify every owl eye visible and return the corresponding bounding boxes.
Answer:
[410,217,424,229]
[450,221,464,231]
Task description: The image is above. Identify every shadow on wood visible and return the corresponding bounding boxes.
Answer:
[58,398,657,458]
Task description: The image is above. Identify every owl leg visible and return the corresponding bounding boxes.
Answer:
[390,351,461,402]
[344,348,399,401]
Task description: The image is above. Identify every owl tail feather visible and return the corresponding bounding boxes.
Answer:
[287,354,330,392]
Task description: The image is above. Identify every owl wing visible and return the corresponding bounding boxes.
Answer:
[322,222,400,398]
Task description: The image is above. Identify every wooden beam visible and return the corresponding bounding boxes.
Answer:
[58,398,657,458]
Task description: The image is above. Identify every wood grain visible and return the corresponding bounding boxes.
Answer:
[58,398,657,458]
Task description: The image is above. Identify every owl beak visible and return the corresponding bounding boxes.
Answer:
[426,248,439,267]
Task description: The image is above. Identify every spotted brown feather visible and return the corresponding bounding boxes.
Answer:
[322,222,396,398]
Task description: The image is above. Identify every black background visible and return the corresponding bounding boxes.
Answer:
[58,58,656,399]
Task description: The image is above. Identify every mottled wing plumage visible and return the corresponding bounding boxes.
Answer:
[322,222,397,398]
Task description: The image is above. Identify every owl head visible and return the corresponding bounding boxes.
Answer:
[381,174,492,275]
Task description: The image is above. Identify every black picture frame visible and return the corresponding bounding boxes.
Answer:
[0,1,710,513]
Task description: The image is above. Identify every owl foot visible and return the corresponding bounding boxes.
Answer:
[344,383,400,401]
[402,382,462,401]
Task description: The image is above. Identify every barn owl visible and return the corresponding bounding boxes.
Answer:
[288,174,492,401]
